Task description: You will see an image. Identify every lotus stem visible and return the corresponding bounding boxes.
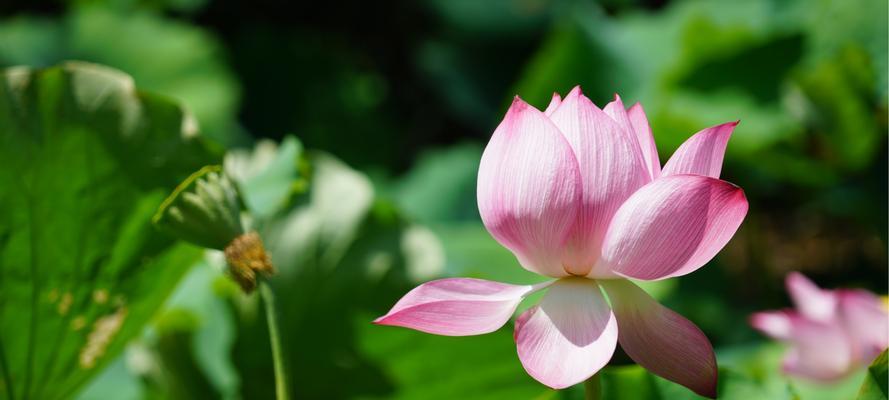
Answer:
[259,281,290,400]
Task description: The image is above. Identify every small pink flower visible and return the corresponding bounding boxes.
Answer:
[751,272,889,382]
[375,87,749,397]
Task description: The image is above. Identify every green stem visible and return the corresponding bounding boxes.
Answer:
[584,373,601,400]
[259,281,291,400]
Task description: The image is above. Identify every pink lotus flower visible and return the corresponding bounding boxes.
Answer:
[750,272,889,382]
[375,87,749,397]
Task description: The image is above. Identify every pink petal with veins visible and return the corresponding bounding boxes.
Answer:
[602,279,718,398]
[600,174,748,280]
[627,102,661,179]
[514,278,617,389]
[374,278,546,336]
[477,97,581,278]
[662,122,737,178]
[548,87,650,276]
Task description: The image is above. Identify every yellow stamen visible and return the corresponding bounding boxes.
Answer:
[224,231,275,293]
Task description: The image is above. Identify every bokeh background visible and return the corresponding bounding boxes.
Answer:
[0,0,886,399]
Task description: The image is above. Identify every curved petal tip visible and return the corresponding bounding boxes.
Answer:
[544,92,562,115]
[749,311,792,340]
[566,85,583,98]
[662,121,739,178]
[509,95,530,112]
[601,280,718,398]
[375,278,537,336]
[601,175,748,281]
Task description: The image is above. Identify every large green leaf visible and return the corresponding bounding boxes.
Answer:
[0,62,215,399]
[75,259,243,400]
[857,350,889,400]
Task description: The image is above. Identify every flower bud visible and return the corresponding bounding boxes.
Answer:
[153,166,244,250]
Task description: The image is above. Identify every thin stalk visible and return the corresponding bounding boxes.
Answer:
[259,281,291,400]
[584,373,601,400]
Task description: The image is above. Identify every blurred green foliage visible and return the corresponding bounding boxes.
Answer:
[0,5,242,145]
[0,0,886,399]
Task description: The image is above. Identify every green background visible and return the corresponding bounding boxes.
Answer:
[0,0,885,399]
